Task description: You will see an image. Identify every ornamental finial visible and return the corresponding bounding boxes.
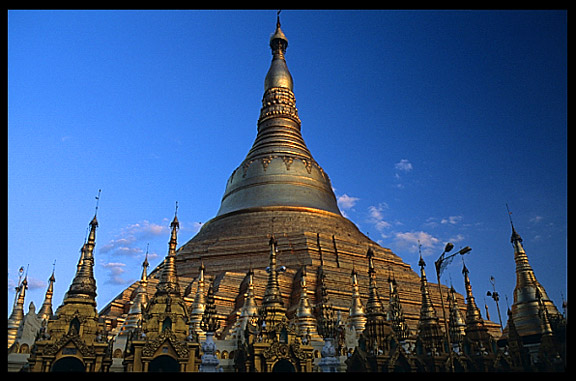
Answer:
[277,10,281,28]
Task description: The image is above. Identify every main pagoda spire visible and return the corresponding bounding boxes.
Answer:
[216,12,341,217]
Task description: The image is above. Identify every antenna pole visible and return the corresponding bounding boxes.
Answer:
[506,203,514,225]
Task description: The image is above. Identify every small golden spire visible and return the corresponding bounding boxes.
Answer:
[38,263,56,321]
[387,272,410,341]
[462,260,485,328]
[365,247,385,318]
[7,272,28,348]
[122,252,150,332]
[417,245,441,330]
[64,209,99,305]
[155,204,181,296]
[168,201,180,256]
[505,208,562,338]
[190,261,207,335]
[262,236,285,308]
[295,266,317,336]
[348,266,366,333]
[141,244,149,283]
[200,281,220,333]
[316,267,338,339]
[447,286,467,346]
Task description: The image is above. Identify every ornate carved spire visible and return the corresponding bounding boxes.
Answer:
[363,247,393,355]
[295,266,317,337]
[234,267,259,341]
[506,210,562,338]
[316,266,337,339]
[365,247,385,319]
[155,206,181,297]
[199,279,222,372]
[122,253,150,332]
[261,236,285,310]
[447,285,466,350]
[387,273,410,341]
[416,251,444,351]
[257,235,288,342]
[461,261,495,358]
[417,252,438,323]
[7,272,27,348]
[348,266,366,333]
[462,261,485,330]
[64,214,98,305]
[200,281,220,334]
[241,267,258,317]
[190,262,207,335]
[141,245,149,283]
[38,266,56,321]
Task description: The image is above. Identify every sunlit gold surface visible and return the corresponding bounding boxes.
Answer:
[216,31,339,216]
[100,14,502,347]
[509,227,561,338]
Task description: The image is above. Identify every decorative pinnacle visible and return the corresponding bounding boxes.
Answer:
[269,10,289,55]
[171,201,180,229]
[507,203,522,243]
[94,189,101,217]
[262,236,285,308]
[418,241,426,269]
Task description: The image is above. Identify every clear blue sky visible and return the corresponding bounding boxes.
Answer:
[8,10,567,321]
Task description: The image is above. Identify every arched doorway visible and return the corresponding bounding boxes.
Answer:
[148,355,180,372]
[390,354,412,372]
[51,356,85,372]
[272,359,295,372]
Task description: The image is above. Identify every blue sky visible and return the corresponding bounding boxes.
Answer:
[8,10,566,322]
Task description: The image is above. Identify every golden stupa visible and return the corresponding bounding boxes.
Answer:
[99,14,501,340]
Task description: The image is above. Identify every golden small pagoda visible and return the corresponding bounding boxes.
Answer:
[27,215,111,372]
[122,212,202,372]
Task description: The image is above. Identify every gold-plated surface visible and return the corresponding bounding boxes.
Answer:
[13,14,566,373]
[508,225,561,338]
[264,14,293,91]
[216,17,340,217]
[27,214,110,372]
[99,15,502,348]
[123,217,201,372]
[64,215,98,304]
[7,276,27,349]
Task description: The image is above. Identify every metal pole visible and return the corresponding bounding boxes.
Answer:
[434,244,470,372]
[435,262,454,372]
[488,276,504,332]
